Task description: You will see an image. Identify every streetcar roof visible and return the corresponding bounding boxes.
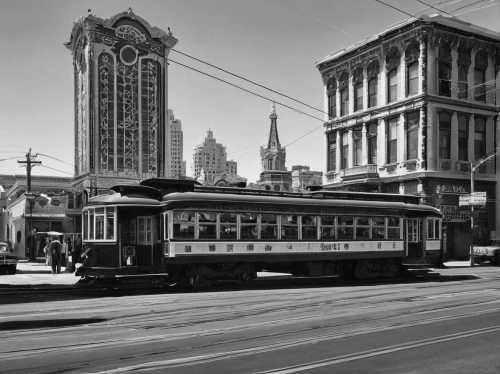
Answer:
[161,191,442,217]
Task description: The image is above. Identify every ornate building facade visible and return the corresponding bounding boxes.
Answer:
[258,104,292,191]
[65,8,178,200]
[316,15,500,259]
[291,165,323,192]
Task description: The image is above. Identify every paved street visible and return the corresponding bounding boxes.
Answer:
[0,265,499,373]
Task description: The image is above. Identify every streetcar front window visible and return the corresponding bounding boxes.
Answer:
[82,206,117,242]
[388,217,402,239]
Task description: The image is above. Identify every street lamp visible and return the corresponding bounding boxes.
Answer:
[469,151,497,266]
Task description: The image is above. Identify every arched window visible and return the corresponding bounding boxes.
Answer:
[340,87,349,116]
[354,83,363,112]
[474,51,487,102]
[328,132,337,171]
[474,117,486,160]
[458,66,468,100]
[368,78,378,108]
[438,44,452,97]
[388,69,398,103]
[327,78,337,119]
[407,62,418,96]
[353,128,362,166]
[406,112,419,160]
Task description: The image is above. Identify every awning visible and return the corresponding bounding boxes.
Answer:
[23,213,70,220]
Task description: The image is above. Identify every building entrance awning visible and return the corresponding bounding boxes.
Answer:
[23,213,70,220]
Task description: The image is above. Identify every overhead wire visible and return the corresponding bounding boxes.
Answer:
[416,0,455,15]
[171,49,327,115]
[38,153,74,167]
[39,164,73,175]
[167,58,326,123]
[374,0,415,17]
[452,0,488,13]
[454,1,498,15]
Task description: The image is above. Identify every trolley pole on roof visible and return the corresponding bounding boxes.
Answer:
[469,151,496,267]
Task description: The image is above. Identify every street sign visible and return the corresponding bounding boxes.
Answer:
[459,193,486,206]
[471,191,486,197]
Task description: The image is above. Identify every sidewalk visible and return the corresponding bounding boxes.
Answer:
[0,261,79,288]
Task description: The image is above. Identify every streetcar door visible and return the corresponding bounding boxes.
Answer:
[406,219,424,258]
[137,216,154,266]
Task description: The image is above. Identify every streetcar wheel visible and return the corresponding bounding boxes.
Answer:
[240,272,255,285]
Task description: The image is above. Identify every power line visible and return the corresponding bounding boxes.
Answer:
[168,58,326,123]
[0,156,24,162]
[39,164,73,175]
[416,0,455,15]
[38,153,74,167]
[374,0,415,17]
[454,1,498,15]
[171,49,327,115]
[411,0,461,17]
[452,0,488,13]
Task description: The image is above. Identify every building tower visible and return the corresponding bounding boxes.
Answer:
[65,8,178,198]
[258,104,292,191]
[167,110,185,178]
[192,129,238,185]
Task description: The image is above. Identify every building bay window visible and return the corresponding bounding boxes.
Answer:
[407,62,418,96]
[458,115,468,161]
[406,112,419,160]
[353,128,362,166]
[327,78,337,119]
[341,131,349,169]
[355,83,363,112]
[328,133,337,172]
[367,123,377,164]
[458,66,468,100]
[438,62,451,97]
[438,112,451,159]
[368,78,377,108]
[340,87,349,116]
[474,117,486,161]
[387,118,398,164]
[388,69,398,103]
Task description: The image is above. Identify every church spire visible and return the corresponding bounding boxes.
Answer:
[267,103,280,149]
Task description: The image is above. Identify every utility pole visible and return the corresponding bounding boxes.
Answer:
[18,149,41,258]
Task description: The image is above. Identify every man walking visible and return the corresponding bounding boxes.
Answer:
[49,236,62,274]
[27,229,36,262]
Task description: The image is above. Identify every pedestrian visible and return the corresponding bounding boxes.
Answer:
[44,237,51,266]
[61,237,67,270]
[66,237,74,273]
[27,230,36,262]
[74,234,82,264]
[49,236,62,274]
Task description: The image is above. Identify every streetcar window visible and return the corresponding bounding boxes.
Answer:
[83,211,88,240]
[95,210,105,240]
[371,217,385,239]
[388,217,401,239]
[281,215,298,240]
[427,219,435,239]
[172,211,195,239]
[130,219,136,243]
[89,210,95,240]
[338,216,354,239]
[320,216,336,240]
[261,214,278,240]
[407,219,418,242]
[199,212,217,240]
[163,213,169,240]
[240,213,258,240]
[220,212,237,240]
[301,215,318,240]
[106,208,115,240]
[355,217,370,240]
[137,216,153,245]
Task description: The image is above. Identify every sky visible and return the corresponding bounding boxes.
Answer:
[0,0,499,183]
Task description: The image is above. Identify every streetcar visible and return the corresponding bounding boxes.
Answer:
[76,178,443,287]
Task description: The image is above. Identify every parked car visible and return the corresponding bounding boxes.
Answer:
[0,240,18,275]
[473,240,500,266]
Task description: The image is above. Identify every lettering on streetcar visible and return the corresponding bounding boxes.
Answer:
[209,245,216,252]
[227,244,233,252]
[265,245,272,251]
[247,244,254,251]
[185,246,192,253]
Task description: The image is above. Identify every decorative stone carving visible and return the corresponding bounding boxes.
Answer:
[326,77,337,95]
[385,46,401,71]
[115,25,147,45]
[338,71,349,90]
[404,40,420,64]
[421,36,427,93]
[352,66,363,85]
[457,44,472,67]
[475,50,488,70]
[366,60,380,80]
[438,43,453,63]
